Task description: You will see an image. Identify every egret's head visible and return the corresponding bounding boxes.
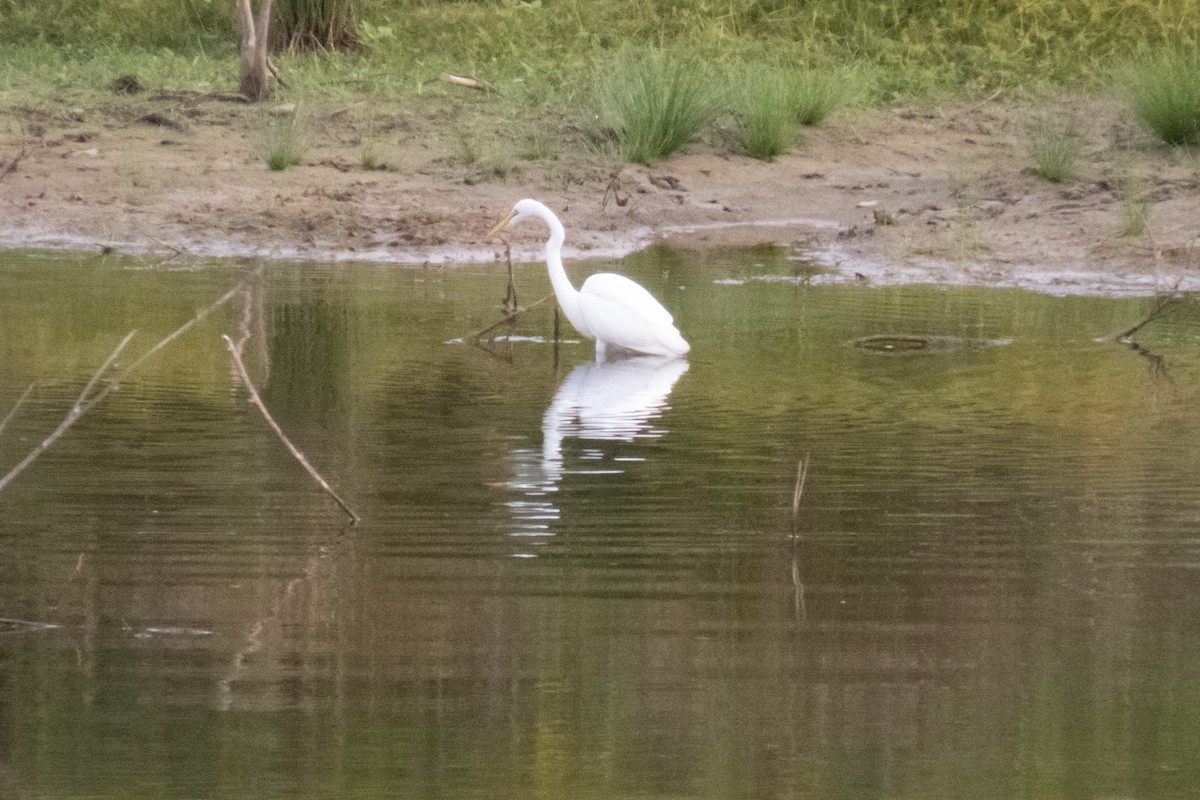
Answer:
[488,198,550,239]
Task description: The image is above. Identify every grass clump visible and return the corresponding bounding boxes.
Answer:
[1030,119,1081,182]
[787,69,848,127]
[597,47,720,165]
[1117,174,1151,236]
[255,110,309,171]
[734,66,796,160]
[359,137,385,170]
[1122,47,1200,146]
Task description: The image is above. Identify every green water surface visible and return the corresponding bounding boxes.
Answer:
[1,246,1199,800]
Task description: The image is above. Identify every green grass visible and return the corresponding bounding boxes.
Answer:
[2,0,1199,172]
[255,110,309,171]
[3,0,1198,95]
[787,69,848,127]
[1117,175,1151,236]
[1122,47,1200,146]
[734,66,796,161]
[597,47,720,165]
[359,137,384,169]
[1030,119,1081,182]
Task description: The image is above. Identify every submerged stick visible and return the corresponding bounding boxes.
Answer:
[221,334,360,524]
[0,331,137,493]
[0,383,35,440]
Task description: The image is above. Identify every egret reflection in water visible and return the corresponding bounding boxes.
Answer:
[506,355,689,544]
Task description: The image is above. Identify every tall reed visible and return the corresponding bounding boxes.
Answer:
[274,0,359,50]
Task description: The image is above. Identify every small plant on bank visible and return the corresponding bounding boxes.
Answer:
[1030,119,1081,182]
[1117,174,1151,236]
[1122,47,1200,146]
[735,66,797,160]
[359,137,385,170]
[255,110,309,171]
[517,129,559,161]
[597,47,720,165]
[787,68,846,127]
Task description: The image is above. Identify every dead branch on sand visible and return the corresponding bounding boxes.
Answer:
[440,73,493,92]
[939,88,1002,127]
[0,143,26,183]
[221,334,360,524]
[0,121,29,184]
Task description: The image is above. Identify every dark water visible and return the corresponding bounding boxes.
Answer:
[1,246,1199,799]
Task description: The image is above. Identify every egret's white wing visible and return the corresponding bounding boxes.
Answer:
[577,287,688,357]
[579,273,676,326]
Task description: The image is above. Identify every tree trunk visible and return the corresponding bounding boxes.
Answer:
[238,0,274,102]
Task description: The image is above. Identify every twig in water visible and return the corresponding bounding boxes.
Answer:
[501,238,518,315]
[0,384,35,440]
[221,334,360,524]
[791,453,810,520]
[791,553,805,622]
[1114,293,1187,343]
[126,284,248,376]
[466,292,555,342]
[0,279,247,494]
[789,453,811,623]
[0,332,137,493]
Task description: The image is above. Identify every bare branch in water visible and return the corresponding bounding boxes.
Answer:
[221,334,361,524]
[0,331,137,493]
[0,279,248,494]
[0,384,35,440]
[1115,295,1186,342]
[465,293,555,342]
[126,284,247,375]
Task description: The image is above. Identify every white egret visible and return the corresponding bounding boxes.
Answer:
[488,199,690,360]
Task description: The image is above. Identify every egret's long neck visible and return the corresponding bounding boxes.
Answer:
[543,215,587,334]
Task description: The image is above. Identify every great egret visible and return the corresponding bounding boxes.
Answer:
[488,199,690,360]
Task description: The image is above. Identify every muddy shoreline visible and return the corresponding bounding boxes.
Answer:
[2,92,1196,296]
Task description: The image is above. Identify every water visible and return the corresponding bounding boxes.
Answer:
[2,246,1199,799]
